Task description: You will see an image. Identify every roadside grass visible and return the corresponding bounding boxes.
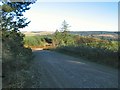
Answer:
[2,48,34,88]
[51,46,118,69]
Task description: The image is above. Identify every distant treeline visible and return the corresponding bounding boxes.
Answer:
[69,31,119,41]
[70,31,119,35]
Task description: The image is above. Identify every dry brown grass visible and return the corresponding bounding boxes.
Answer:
[25,45,56,51]
[22,31,54,36]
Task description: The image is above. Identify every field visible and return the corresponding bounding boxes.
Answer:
[22,31,54,36]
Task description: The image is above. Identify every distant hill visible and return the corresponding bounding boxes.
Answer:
[69,31,119,41]
[69,31,118,35]
[22,31,119,41]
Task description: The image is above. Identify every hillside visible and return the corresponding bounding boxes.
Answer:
[69,31,119,41]
[70,31,118,35]
[22,31,119,41]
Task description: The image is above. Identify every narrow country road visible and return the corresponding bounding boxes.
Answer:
[27,50,118,88]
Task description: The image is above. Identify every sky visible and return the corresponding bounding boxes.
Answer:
[21,1,118,32]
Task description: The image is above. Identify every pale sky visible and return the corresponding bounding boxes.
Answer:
[21,1,118,32]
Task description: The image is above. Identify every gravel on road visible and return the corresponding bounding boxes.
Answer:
[27,50,118,88]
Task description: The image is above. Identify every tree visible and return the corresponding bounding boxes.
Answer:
[1,0,36,59]
[1,1,36,88]
[61,20,72,45]
[61,20,71,32]
[53,29,61,46]
[53,20,74,46]
[1,1,36,31]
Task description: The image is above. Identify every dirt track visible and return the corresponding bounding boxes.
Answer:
[27,50,118,88]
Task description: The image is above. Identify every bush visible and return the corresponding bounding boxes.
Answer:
[2,31,33,88]
[24,36,46,47]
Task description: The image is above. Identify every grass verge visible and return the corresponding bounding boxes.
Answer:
[51,46,118,69]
